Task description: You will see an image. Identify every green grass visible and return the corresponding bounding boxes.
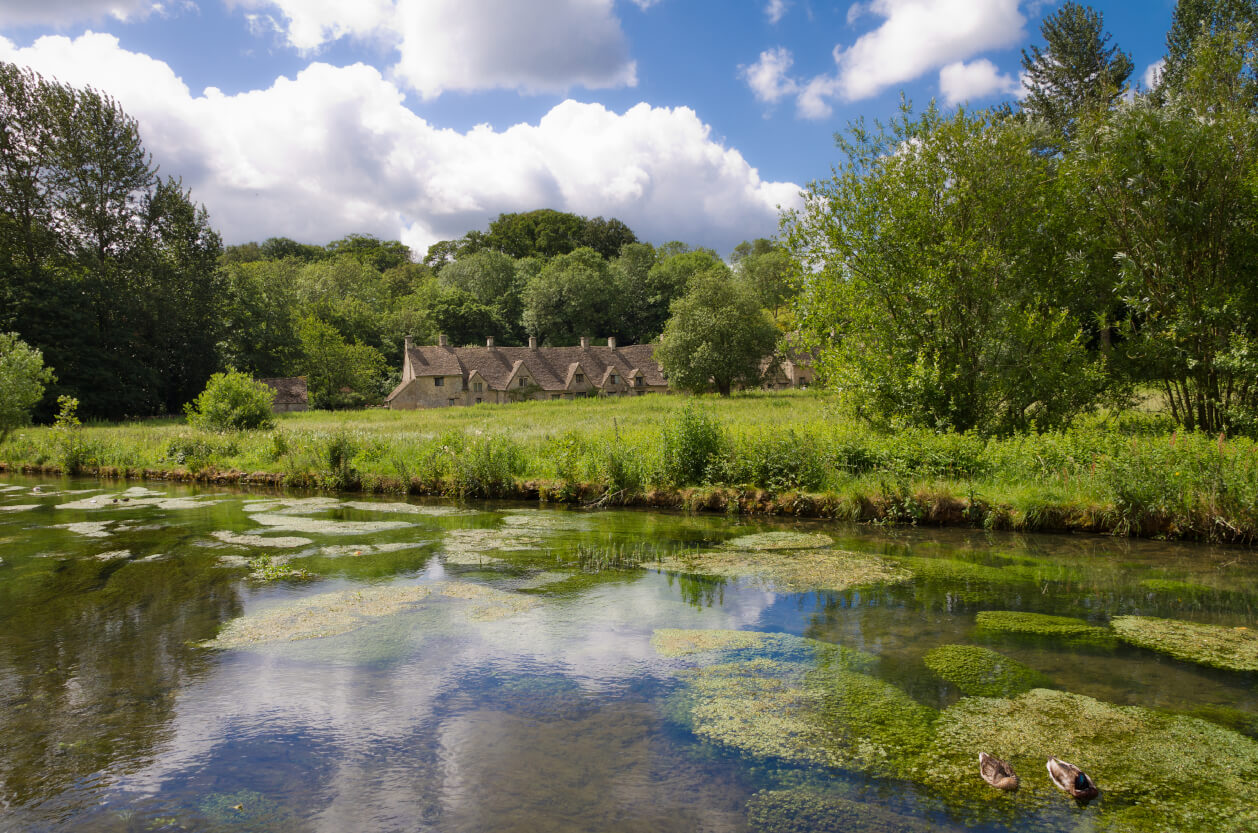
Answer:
[3,390,1257,542]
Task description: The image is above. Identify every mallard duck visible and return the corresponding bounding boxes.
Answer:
[979,752,1019,790]
[1047,756,1099,802]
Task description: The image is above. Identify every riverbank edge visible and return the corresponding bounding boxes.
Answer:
[3,460,1244,544]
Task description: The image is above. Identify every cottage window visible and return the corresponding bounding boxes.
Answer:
[434,377,444,387]
[610,374,618,385]
[473,381,483,393]
[519,378,527,387]
[551,394,560,400]
[575,373,584,384]
[634,377,643,387]
[475,397,482,404]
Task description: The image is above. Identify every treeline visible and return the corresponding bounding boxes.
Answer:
[219,213,793,408]
[0,64,221,421]
[0,60,794,419]
[787,0,1258,436]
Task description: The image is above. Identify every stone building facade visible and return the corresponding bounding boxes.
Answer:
[257,376,309,412]
[385,336,669,409]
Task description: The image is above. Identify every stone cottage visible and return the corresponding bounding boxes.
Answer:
[385,336,669,409]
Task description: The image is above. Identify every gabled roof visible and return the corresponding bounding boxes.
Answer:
[402,342,666,392]
[257,376,308,405]
[406,345,462,377]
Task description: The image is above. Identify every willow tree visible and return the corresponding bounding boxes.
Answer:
[784,102,1105,435]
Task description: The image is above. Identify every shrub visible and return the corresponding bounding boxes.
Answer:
[0,332,54,445]
[184,371,275,432]
[53,395,91,474]
[661,404,725,486]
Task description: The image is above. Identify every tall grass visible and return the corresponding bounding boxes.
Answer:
[3,391,1256,542]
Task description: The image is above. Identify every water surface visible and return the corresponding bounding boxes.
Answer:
[0,476,1255,833]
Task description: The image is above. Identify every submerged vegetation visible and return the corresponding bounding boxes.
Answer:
[1111,616,1258,672]
[922,645,1052,697]
[973,611,1117,646]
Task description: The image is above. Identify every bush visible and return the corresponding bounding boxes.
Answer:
[661,405,725,486]
[184,371,275,432]
[0,332,55,445]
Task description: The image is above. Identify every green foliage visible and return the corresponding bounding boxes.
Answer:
[184,370,276,432]
[0,332,54,444]
[1070,31,1258,434]
[657,268,779,396]
[1019,1,1133,145]
[786,103,1105,434]
[520,247,614,345]
[973,610,1116,645]
[660,405,726,486]
[52,395,90,474]
[1162,0,1258,93]
[297,316,388,409]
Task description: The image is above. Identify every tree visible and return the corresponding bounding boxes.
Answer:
[521,247,614,344]
[324,233,412,272]
[1069,32,1258,433]
[439,250,526,342]
[784,103,1104,435]
[656,268,779,396]
[608,242,659,343]
[1020,2,1133,146]
[184,370,275,432]
[297,316,388,409]
[219,259,304,378]
[732,239,795,318]
[0,332,54,444]
[1163,0,1258,92]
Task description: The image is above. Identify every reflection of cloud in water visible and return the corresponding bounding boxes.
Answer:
[113,573,774,830]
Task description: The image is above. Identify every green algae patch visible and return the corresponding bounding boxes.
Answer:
[1111,616,1258,672]
[1139,578,1215,596]
[923,688,1258,832]
[652,629,770,657]
[655,630,924,776]
[247,513,412,535]
[438,581,539,621]
[723,531,833,551]
[974,611,1116,646]
[442,527,544,557]
[202,584,432,649]
[746,788,936,833]
[212,530,313,549]
[923,645,1051,697]
[342,500,473,516]
[652,548,910,594]
[197,789,295,833]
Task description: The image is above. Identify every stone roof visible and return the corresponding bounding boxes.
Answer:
[404,343,665,391]
[257,376,308,405]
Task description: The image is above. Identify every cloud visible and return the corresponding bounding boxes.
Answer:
[229,0,638,98]
[765,0,790,24]
[1142,58,1165,90]
[0,32,798,256]
[938,58,1019,105]
[0,0,163,26]
[741,47,798,104]
[836,0,1026,101]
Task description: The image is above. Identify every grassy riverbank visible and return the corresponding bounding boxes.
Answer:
[2,391,1256,543]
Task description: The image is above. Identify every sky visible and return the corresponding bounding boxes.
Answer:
[0,1,1179,258]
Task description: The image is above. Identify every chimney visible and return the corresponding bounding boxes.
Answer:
[438,333,448,347]
[579,336,589,349]
[404,336,413,351]
[486,337,495,348]
[607,337,616,349]
[529,336,538,349]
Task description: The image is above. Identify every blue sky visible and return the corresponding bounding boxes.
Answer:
[0,1,1178,257]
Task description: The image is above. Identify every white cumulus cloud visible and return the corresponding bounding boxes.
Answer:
[938,58,1019,105]
[836,0,1026,100]
[741,47,798,104]
[0,0,163,26]
[1143,58,1165,90]
[0,32,798,256]
[228,0,638,99]
[765,0,790,24]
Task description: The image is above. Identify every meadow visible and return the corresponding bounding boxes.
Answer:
[2,390,1256,543]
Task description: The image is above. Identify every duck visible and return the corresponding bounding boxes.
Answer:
[1047,756,1099,802]
[979,752,1019,790]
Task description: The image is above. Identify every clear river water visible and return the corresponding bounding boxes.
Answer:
[0,475,1255,833]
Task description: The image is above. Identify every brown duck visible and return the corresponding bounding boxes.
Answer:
[1046,756,1099,802]
[978,752,1019,790]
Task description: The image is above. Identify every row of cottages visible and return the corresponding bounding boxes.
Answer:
[386,335,669,409]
